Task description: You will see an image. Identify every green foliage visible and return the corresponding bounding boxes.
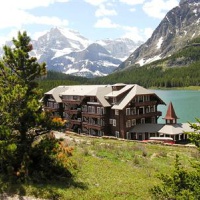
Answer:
[150,119,200,200]
[38,71,88,92]
[187,118,200,149]
[0,31,75,183]
[150,155,200,200]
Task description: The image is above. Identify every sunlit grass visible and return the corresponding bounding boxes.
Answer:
[1,134,198,200]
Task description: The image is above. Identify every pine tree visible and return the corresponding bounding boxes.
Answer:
[150,119,200,200]
[0,31,73,182]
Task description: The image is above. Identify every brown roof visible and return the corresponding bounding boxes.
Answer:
[163,102,179,120]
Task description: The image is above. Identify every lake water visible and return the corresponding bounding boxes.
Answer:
[152,90,200,123]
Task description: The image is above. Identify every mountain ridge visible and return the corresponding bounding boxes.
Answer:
[0,27,141,78]
[118,0,200,71]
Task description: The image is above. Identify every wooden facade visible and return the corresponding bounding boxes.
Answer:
[43,84,166,139]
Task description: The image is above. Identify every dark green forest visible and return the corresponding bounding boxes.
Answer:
[38,36,200,92]
[38,71,88,92]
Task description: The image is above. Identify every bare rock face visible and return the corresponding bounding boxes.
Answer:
[118,0,200,70]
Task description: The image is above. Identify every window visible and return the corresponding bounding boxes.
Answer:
[138,95,143,102]
[113,119,116,126]
[109,119,113,124]
[126,120,131,128]
[88,106,92,113]
[126,108,130,115]
[151,117,155,124]
[150,106,155,112]
[131,107,136,115]
[145,95,150,101]
[141,118,145,124]
[73,96,79,100]
[115,109,119,115]
[115,131,119,138]
[92,106,95,113]
[97,107,101,114]
[113,97,117,103]
[132,119,136,126]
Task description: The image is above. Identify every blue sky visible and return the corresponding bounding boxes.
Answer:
[0,0,179,45]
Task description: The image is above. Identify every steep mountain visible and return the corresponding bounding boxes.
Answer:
[11,27,140,78]
[92,36,200,88]
[0,27,139,77]
[54,43,122,78]
[96,38,142,60]
[118,0,200,71]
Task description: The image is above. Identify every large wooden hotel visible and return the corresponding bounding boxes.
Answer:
[43,84,193,141]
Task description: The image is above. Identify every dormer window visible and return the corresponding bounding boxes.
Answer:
[113,97,117,103]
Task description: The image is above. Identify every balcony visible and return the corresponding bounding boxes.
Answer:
[82,112,105,118]
[62,99,81,104]
[134,101,157,107]
[126,111,162,119]
[66,109,79,114]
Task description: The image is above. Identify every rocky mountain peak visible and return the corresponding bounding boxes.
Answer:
[118,0,200,70]
[179,0,200,5]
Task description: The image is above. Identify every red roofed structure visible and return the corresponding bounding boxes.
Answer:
[163,102,179,124]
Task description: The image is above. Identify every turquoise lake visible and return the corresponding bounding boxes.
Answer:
[152,90,200,123]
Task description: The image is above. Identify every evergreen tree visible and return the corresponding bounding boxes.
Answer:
[150,119,200,200]
[0,31,73,182]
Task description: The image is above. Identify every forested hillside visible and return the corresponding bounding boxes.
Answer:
[91,37,200,88]
[38,71,88,92]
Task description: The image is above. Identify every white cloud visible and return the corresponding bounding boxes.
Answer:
[95,4,117,17]
[121,26,153,42]
[122,26,144,41]
[84,0,108,6]
[94,18,119,28]
[2,0,70,10]
[130,8,136,12]
[143,0,179,19]
[119,0,145,5]
[0,0,69,30]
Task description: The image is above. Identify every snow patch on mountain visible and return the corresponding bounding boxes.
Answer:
[0,27,142,78]
[156,37,163,49]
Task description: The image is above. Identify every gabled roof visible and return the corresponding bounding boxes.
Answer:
[130,123,196,135]
[105,84,134,97]
[112,84,157,110]
[60,85,105,96]
[85,86,112,107]
[163,102,179,120]
[45,86,69,103]
[158,124,183,135]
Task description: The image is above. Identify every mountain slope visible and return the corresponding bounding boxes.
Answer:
[118,0,200,71]
[29,27,140,78]
[92,36,200,88]
[0,27,140,78]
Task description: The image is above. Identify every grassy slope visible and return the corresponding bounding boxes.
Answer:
[1,134,198,199]
[12,134,197,200]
